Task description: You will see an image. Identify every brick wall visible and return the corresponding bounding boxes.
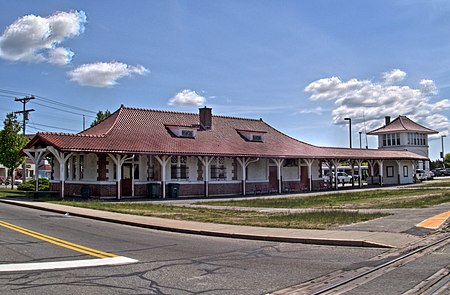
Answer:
[134,184,148,196]
[209,182,241,195]
[178,183,204,196]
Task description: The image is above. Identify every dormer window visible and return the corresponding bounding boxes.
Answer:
[166,125,197,138]
[181,130,194,138]
[236,129,267,142]
[251,135,263,142]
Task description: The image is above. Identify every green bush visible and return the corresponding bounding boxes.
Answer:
[17,178,50,191]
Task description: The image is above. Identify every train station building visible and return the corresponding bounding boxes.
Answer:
[22,106,428,199]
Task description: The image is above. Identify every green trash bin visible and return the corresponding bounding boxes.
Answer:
[168,183,180,198]
[147,183,160,198]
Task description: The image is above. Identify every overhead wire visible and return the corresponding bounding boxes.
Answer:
[30,101,95,118]
[28,122,79,132]
[0,88,97,132]
[0,88,97,115]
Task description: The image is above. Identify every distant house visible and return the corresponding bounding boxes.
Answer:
[22,106,426,198]
[0,160,35,182]
[368,116,438,174]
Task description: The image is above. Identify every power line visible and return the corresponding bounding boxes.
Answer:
[34,95,97,114]
[0,88,98,131]
[0,88,97,115]
[0,94,16,99]
[30,101,95,118]
[27,125,46,132]
[28,122,79,132]
[0,88,31,96]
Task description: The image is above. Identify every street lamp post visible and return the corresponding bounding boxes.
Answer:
[359,131,362,149]
[442,135,447,168]
[344,118,352,148]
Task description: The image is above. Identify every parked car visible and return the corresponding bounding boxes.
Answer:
[427,171,434,180]
[432,169,444,176]
[1,178,23,185]
[415,169,427,181]
[325,172,353,183]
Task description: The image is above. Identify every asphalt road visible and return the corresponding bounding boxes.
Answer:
[0,203,387,295]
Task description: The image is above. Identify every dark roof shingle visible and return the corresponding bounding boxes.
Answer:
[24,106,427,160]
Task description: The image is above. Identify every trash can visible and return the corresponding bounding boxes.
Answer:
[80,185,92,198]
[146,183,160,198]
[168,183,180,198]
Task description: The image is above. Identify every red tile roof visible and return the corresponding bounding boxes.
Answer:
[24,106,427,160]
[368,116,438,135]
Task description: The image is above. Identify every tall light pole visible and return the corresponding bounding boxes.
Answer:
[359,131,362,149]
[442,135,447,168]
[344,117,352,148]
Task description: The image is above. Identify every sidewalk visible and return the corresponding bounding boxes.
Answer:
[0,198,429,249]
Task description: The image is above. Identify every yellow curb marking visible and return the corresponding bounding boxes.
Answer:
[0,219,117,259]
[416,211,450,229]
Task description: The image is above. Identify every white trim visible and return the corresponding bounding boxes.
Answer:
[0,256,138,273]
[63,180,116,185]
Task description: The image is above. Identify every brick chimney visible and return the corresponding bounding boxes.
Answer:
[385,116,391,126]
[199,106,212,130]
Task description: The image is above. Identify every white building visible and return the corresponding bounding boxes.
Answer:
[368,116,438,173]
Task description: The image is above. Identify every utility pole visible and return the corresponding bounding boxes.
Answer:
[344,117,352,148]
[15,96,35,180]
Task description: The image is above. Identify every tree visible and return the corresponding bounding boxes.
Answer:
[430,159,444,170]
[0,113,28,189]
[444,153,450,168]
[90,110,111,127]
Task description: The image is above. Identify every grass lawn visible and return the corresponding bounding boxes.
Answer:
[3,184,449,229]
[420,181,450,187]
[196,188,450,209]
[53,200,388,229]
[0,188,27,198]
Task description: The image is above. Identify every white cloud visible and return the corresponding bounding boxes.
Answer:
[304,70,450,137]
[297,106,324,115]
[48,47,74,65]
[0,10,86,65]
[168,89,205,106]
[420,79,438,95]
[382,69,406,84]
[67,62,148,87]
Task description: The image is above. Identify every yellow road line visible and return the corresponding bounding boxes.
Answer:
[0,219,117,259]
[416,211,450,229]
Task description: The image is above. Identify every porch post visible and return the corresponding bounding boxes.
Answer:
[331,159,340,190]
[272,159,285,193]
[368,160,376,185]
[303,159,314,191]
[23,148,47,192]
[377,160,384,186]
[47,146,72,199]
[396,160,402,185]
[108,154,134,200]
[131,156,135,197]
[355,159,364,188]
[198,156,215,197]
[155,155,172,198]
[350,160,355,187]
[236,157,259,195]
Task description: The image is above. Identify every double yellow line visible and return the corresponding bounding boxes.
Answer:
[0,219,117,259]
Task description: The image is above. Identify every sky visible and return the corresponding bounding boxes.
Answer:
[1,0,450,160]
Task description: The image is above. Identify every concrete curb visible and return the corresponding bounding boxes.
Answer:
[0,199,397,248]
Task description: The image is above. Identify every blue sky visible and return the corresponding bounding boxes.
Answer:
[1,0,450,160]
